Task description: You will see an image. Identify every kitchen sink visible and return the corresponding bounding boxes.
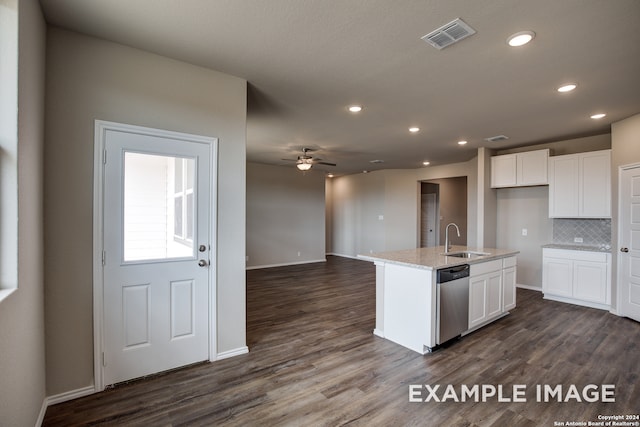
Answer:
[441,251,491,258]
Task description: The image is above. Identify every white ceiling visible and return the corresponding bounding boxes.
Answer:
[39,0,640,175]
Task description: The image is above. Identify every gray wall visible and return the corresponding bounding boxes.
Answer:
[247,163,326,268]
[0,0,47,425]
[330,170,386,256]
[422,177,468,246]
[44,28,247,396]
[496,187,552,288]
[329,158,478,258]
[611,113,640,311]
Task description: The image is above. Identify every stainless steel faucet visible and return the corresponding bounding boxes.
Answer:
[444,223,461,253]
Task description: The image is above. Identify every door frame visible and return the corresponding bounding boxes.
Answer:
[616,162,640,319]
[92,120,218,391]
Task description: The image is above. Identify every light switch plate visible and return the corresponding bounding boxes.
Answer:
[522,228,528,236]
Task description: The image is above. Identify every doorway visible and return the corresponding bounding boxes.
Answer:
[94,121,217,389]
[420,177,468,247]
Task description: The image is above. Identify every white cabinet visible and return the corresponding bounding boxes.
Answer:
[469,257,518,329]
[491,149,549,188]
[542,257,573,297]
[469,259,504,329]
[502,256,517,311]
[542,248,611,310]
[548,150,611,218]
[491,154,517,187]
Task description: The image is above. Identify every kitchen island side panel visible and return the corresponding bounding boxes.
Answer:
[382,264,436,354]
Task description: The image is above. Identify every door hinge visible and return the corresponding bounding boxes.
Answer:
[103,149,107,164]
[102,352,106,367]
[102,250,106,266]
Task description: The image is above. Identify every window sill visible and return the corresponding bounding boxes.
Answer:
[0,288,17,304]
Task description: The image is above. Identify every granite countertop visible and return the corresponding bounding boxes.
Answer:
[358,245,519,270]
[542,243,612,253]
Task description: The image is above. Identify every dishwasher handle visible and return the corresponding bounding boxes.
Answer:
[437,264,470,283]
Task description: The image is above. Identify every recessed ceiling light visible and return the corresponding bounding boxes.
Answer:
[423,161,431,166]
[327,174,334,178]
[348,105,362,113]
[507,31,535,47]
[557,84,577,93]
[409,127,420,133]
[458,140,468,145]
[590,113,606,119]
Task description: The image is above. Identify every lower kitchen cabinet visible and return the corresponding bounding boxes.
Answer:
[469,260,504,329]
[542,248,611,310]
[468,256,517,330]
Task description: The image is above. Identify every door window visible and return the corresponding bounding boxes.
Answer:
[123,152,196,262]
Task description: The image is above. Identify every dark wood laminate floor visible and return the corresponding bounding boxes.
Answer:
[44,256,640,426]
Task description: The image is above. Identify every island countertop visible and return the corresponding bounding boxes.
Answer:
[358,245,519,270]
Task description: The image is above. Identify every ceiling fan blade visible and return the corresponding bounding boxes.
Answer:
[315,161,337,166]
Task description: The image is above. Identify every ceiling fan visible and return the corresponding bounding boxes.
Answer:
[283,148,337,171]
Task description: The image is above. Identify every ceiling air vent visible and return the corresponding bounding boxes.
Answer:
[485,135,509,143]
[421,18,476,50]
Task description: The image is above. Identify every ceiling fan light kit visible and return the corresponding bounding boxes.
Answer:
[287,147,337,171]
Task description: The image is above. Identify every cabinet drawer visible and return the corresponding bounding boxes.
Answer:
[502,256,517,268]
[471,259,503,276]
[543,248,608,263]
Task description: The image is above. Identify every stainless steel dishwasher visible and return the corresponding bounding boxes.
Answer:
[436,264,470,345]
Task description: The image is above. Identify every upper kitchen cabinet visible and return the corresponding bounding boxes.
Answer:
[491,149,549,188]
[548,150,611,218]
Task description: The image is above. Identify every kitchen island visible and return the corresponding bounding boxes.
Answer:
[359,246,519,354]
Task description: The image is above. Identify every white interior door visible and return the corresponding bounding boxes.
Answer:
[101,125,213,386]
[619,165,640,322]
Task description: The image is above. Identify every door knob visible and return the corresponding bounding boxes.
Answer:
[198,259,209,267]
[621,247,629,253]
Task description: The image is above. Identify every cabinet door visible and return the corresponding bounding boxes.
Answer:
[580,151,611,218]
[573,261,608,304]
[549,155,579,217]
[486,271,503,320]
[503,266,517,311]
[491,154,517,188]
[469,275,487,328]
[518,150,549,186]
[543,257,573,297]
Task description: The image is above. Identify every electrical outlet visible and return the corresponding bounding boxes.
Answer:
[297,251,301,257]
[378,215,384,220]
[522,228,528,236]
[574,237,583,243]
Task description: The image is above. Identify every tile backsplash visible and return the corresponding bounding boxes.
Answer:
[552,219,611,247]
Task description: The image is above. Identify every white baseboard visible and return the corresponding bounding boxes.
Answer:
[46,385,96,407]
[246,258,326,270]
[216,346,249,360]
[326,252,361,260]
[373,328,385,338]
[36,397,48,427]
[516,283,542,291]
[37,384,97,425]
[543,294,610,311]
